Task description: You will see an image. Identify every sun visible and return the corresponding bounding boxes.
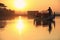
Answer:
[14,0,26,10]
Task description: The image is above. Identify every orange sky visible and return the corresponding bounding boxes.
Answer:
[0,0,60,40]
[0,0,60,12]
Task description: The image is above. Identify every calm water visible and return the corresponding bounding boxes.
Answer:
[0,16,60,40]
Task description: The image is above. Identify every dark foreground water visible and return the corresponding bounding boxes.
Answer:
[0,16,60,40]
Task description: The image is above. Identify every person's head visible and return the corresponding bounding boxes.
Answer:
[49,7,51,9]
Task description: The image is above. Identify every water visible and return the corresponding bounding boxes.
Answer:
[0,16,60,40]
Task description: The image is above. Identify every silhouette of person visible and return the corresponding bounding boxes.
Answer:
[47,7,53,33]
[47,7,55,33]
[48,7,52,16]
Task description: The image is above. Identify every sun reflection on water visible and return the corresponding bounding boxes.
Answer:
[16,16,25,33]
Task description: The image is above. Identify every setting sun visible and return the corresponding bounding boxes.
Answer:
[14,0,26,10]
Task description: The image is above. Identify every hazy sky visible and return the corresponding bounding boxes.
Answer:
[0,0,60,12]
